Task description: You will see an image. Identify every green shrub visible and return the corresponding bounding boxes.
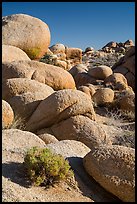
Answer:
[39,54,57,65]
[24,147,74,187]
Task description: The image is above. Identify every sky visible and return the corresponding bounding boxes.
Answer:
[2,2,135,50]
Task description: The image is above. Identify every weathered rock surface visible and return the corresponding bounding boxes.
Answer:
[88,65,113,80]
[2,100,14,129]
[2,60,76,90]
[104,73,128,88]
[2,14,50,60]
[112,46,135,90]
[92,88,114,106]
[26,89,96,132]
[78,84,95,98]
[49,43,66,54]
[83,145,135,202]
[2,129,46,153]
[8,90,54,121]
[37,115,111,149]
[118,93,135,113]
[2,45,31,63]
[2,78,54,101]
[38,133,58,144]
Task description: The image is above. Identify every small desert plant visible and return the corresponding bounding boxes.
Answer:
[9,114,26,130]
[23,147,74,187]
[40,54,57,65]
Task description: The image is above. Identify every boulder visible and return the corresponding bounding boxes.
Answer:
[47,139,90,158]
[104,73,128,88]
[65,47,82,67]
[55,59,67,70]
[2,78,54,101]
[124,72,135,90]
[92,88,114,106]
[124,39,134,47]
[69,64,88,77]
[8,90,54,121]
[49,43,66,54]
[2,100,14,129]
[118,93,135,113]
[114,81,129,91]
[111,66,128,76]
[122,55,135,75]
[112,46,135,90]
[38,115,112,149]
[2,129,46,154]
[2,60,76,90]
[2,45,31,63]
[2,14,50,59]
[25,89,96,132]
[84,47,94,53]
[66,47,82,60]
[38,133,58,144]
[124,46,135,59]
[88,65,113,80]
[75,73,97,87]
[2,60,34,83]
[102,41,117,49]
[78,84,96,97]
[83,145,135,202]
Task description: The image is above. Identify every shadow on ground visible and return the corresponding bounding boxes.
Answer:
[2,162,31,188]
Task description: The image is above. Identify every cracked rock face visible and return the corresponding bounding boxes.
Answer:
[25,89,96,132]
[83,145,135,202]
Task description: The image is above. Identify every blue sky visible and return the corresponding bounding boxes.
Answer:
[2,2,135,50]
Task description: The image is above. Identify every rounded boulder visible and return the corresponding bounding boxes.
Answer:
[2,14,50,60]
[8,89,54,121]
[2,78,54,101]
[83,145,135,202]
[44,115,112,149]
[25,89,96,132]
[2,100,14,129]
[2,45,31,63]
[88,65,113,80]
[93,88,114,106]
[2,60,76,90]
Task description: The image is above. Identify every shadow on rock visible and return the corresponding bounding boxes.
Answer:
[2,162,31,188]
[67,156,122,202]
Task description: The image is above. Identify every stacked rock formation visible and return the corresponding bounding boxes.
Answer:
[2,13,135,202]
[101,39,134,54]
[40,43,82,70]
[112,46,135,91]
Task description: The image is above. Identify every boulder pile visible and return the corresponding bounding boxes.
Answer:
[2,13,135,202]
